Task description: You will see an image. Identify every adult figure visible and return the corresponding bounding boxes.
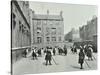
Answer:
[63,45,67,55]
[23,49,27,58]
[37,48,42,57]
[87,47,93,61]
[71,47,74,53]
[45,50,52,65]
[78,49,85,69]
[53,47,56,56]
[74,47,77,54]
[32,48,37,60]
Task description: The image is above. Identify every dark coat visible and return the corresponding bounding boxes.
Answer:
[71,48,73,52]
[37,49,41,55]
[87,49,92,57]
[64,48,67,55]
[45,52,52,60]
[74,48,77,52]
[53,48,56,53]
[32,51,37,57]
[78,51,85,64]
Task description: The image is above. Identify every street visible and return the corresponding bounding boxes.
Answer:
[12,48,97,75]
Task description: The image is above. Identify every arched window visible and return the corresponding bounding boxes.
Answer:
[12,13,16,29]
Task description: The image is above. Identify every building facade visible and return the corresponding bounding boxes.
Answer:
[64,30,73,42]
[31,10,64,48]
[11,0,31,63]
[64,28,80,42]
[79,16,97,44]
[11,0,31,49]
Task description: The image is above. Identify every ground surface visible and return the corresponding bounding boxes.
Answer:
[12,48,97,75]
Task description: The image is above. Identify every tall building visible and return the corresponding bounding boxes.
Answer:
[72,29,80,42]
[11,0,31,49]
[64,28,80,42]
[64,30,73,42]
[11,0,31,63]
[31,10,64,48]
[79,16,97,44]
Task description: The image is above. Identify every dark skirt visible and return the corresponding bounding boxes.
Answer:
[78,59,84,64]
[87,52,92,57]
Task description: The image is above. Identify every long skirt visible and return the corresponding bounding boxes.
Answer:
[78,59,84,64]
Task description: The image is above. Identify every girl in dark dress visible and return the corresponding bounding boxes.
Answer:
[78,49,85,69]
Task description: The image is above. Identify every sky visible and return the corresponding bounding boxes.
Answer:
[29,1,97,34]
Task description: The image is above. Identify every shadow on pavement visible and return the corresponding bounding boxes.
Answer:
[70,65,80,69]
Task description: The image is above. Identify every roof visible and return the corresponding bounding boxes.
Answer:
[32,14,63,21]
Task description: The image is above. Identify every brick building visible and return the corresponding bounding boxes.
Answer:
[30,10,64,48]
[64,30,73,42]
[64,28,80,42]
[11,0,31,63]
[79,16,97,44]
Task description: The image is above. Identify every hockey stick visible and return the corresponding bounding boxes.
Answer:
[92,54,96,60]
[84,59,91,68]
[52,57,58,65]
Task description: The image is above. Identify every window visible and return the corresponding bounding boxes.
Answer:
[37,20,41,25]
[48,21,53,25]
[22,24,25,33]
[19,21,21,31]
[37,27,41,30]
[46,27,50,35]
[37,32,40,34]
[13,20,16,29]
[59,37,62,41]
[25,1,29,8]
[37,37,42,43]
[51,28,56,34]
[52,37,56,42]
[58,28,62,34]
[43,20,47,25]
[12,13,16,29]
[37,27,41,34]
[46,37,50,42]
[34,20,37,25]
[55,21,59,25]
[23,2,25,6]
